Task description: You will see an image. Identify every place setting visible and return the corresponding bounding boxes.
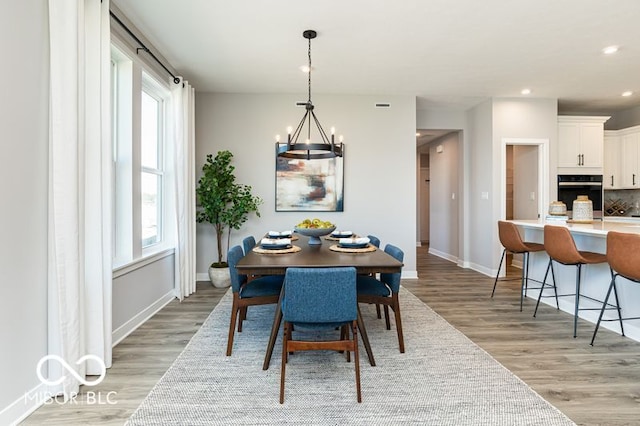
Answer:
[252,235,301,254]
[329,236,376,253]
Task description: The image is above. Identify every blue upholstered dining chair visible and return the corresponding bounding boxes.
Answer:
[367,234,381,248]
[242,235,256,255]
[226,245,284,356]
[279,267,362,403]
[365,234,383,319]
[356,244,405,353]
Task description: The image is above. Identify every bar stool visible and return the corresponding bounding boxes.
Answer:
[491,221,545,311]
[533,225,608,338]
[590,231,638,345]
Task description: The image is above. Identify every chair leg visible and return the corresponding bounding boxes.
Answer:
[590,276,616,346]
[383,305,391,330]
[226,297,239,356]
[238,307,247,332]
[352,321,362,403]
[279,322,289,404]
[534,258,552,318]
[491,249,507,298]
[573,264,582,338]
[375,304,382,319]
[392,293,405,353]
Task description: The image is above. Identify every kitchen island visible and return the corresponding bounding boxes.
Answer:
[509,218,640,343]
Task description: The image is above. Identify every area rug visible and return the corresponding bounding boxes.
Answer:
[126,287,575,425]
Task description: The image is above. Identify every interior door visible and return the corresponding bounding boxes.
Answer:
[420,168,430,243]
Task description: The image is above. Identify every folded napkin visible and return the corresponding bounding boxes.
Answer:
[268,230,292,237]
[332,230,353,236]
[339,237,369,245]
[261,237,291,245]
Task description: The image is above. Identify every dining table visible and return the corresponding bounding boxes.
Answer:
[235,233,404,370]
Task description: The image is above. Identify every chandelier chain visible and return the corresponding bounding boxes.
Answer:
[307,36,312,103]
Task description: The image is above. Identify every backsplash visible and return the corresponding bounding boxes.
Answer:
[604,189,640,217]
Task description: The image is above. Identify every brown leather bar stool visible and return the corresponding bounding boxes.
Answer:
[590,231,638,345]
[491,221,545,311]
[533,225,608,338]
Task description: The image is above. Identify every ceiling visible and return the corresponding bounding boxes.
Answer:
[112,0,640,114]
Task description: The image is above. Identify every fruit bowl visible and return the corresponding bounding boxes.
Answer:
[294,225,336,245]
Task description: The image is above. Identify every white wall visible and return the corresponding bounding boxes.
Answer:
[0,0,49,422]
[466,100,495,273]
[195,93,418,278]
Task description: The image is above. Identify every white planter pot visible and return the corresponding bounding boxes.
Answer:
[208,266,231,288]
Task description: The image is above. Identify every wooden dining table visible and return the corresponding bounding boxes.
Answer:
[235,233,404,370]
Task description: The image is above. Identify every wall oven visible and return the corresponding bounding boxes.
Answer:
[557,175,603,219]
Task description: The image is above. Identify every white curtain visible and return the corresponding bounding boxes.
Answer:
[47,0,112,398]
[170,78,197,300]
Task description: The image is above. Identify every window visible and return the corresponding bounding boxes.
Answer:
[140,88,164,247]
[111,44,171,268]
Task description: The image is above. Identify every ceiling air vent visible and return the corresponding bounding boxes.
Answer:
[375,103,391,108]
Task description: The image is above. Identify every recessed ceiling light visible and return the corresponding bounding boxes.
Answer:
[622,91,633,97]
[521,88,531,95]
[603,45,619,55]
[416,132,421,137]
[299,65,314,73]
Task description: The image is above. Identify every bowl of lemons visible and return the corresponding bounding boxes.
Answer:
[294,218,336,245]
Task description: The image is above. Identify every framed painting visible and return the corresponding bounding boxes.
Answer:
[275,153,344,212]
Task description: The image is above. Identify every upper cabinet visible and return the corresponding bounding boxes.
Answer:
[558,116,610,174]
[603,131,621,189]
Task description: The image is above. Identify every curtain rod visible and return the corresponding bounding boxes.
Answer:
[109,10,181,85]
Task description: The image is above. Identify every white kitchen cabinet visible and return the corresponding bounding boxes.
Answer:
[558,116,610,174]
[604,131,621,189]
[620,128,640,188]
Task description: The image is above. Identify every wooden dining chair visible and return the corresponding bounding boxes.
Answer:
[226,245,284,356]
[279,267,361,403]
[356,244,405,353]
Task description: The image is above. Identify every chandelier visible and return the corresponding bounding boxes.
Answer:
[276,30,343,160]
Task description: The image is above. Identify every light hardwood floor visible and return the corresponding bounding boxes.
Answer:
[23,247,640,425]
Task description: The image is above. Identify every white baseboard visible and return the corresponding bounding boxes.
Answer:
[468,262,494,277]
[0,382,47,426]
[111,290,175,346]
[428,247,459,264]
[402,270,418,279]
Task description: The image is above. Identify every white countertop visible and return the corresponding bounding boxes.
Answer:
[509,218,640,236]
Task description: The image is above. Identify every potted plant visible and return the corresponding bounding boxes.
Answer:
[196,150,263,287]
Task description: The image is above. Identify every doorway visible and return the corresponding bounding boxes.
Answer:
[499,138,549,272]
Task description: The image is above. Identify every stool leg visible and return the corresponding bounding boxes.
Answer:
[590,275,616,346]
[573,264,582,338]
[534,258,552,318]
[519,252,528,312]
[550,261,559,309]
[610,274,625,337]
[491,249,506,298]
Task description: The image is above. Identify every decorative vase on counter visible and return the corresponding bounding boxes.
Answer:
[548,201,567,216]
[572,195,593,223]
